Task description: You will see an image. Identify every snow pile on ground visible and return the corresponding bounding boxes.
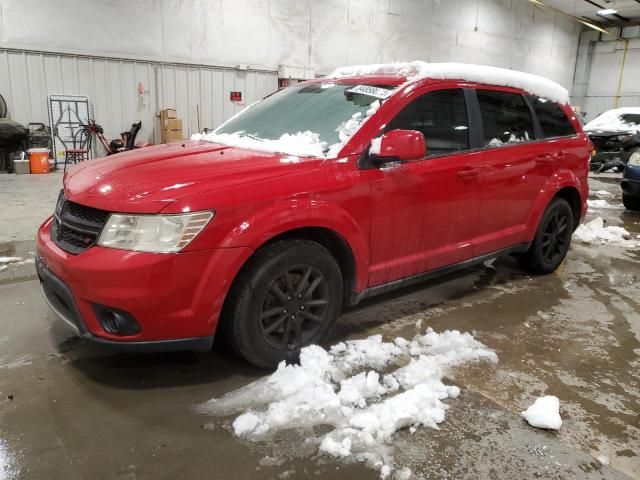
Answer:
[198,329,498,478]
[587,199,622,209]
[585,107,640,133]
[329,61,569,104]
[574,217,636,246]
[594,190,612,198]
[521,395,562,430]
[0,257,23,264]
[191,131,327,158]
[0,437,18,480]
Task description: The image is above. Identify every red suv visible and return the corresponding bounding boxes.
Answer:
[36,64,590,367]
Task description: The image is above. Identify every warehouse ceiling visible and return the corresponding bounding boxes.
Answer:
[544,0,640,25]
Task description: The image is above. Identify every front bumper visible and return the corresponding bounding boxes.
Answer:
[621,177,640,198]
[37,216,252,350]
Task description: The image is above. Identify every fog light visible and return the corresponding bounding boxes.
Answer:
[93,305,140,336]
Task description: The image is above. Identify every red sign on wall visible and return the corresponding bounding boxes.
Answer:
[230,91,242,102]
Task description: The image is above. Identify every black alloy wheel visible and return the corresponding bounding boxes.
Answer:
[540,211,570,265]
[221,239,343,368]
[259,265,330,350]
[519,197,574,274]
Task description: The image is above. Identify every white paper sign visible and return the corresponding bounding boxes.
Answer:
[346,85,393,100]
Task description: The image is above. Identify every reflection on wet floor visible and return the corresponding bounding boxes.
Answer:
[0,174,638,479]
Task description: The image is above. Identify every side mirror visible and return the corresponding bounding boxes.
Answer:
[370,129,426,163]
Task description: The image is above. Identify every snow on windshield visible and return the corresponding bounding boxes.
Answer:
[329,61,569,105]
[192,83,392,158]
[197,328,497,479]
[584,107,640,133]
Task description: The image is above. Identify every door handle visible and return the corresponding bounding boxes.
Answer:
[534,154,555,165]
[556,150,567,160]
[458,166,482,178]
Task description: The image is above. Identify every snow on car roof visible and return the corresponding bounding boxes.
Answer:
[584,107,640,133]
[328,61,569,105]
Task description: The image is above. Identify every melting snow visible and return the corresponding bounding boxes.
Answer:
[191,131,327,158]
[0,257,22,264]
[574,217,636,246]
[0,437,18,480]
[585,107,640,133]
[587,199,622,210]
[198,329,497,478]
[521,395,562,430]
[329,61,569,104]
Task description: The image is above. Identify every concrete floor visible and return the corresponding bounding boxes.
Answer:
[0,172,638,480]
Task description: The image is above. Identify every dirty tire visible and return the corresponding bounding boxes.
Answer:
[623,194,640,211]
[518,197,573,275]
[221,239,343,369]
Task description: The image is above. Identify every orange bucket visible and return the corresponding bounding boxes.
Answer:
[28,148,50,174]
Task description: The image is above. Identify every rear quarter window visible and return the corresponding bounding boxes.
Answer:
[476,90,535,148]
[530,97,576,138]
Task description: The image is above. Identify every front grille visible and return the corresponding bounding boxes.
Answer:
[51,191,110,254]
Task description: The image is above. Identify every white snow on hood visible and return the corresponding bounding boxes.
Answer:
[197,328,497,478]
[328,61,569,105]
[191,131,327,158]
[584,107,640,133]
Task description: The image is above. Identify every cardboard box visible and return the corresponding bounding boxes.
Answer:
[160,108,177,120]
[163,118,182,130]
[162,130,183,143]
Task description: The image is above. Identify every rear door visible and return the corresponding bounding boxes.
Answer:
[368,87,484,286]
[471,88,552,255]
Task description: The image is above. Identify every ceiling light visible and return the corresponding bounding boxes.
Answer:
[597,8,618,15]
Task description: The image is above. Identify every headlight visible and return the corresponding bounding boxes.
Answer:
[97,211,214,253]
[629,152,640,167]
[618,134,633,142]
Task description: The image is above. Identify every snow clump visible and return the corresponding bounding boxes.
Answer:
[521,395,562,430]
[198,329,498,478]
[191,131,327,158]
[574,217,636,246]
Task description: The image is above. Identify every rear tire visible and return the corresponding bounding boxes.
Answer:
[518,198,573,275]
[220,239,343,369]
[623,194,640,211]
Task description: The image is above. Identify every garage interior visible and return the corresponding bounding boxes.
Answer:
[1,1,639,479]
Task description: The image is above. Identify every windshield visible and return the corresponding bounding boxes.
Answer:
[620,114,640,127]
[212,83,395,156]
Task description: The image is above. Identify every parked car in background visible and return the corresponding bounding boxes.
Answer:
[584,107,640,173]
[36,62,592,368]
[622,151,640,210]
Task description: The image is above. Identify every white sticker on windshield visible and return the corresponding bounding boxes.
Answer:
[346,85,393,100]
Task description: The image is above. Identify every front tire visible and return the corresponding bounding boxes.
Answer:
[221,239,343,368]
[623,194,640,211]
[518,198,573,274]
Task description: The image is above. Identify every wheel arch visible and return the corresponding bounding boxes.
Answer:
[554,186,582,231]
[526,172,586,239]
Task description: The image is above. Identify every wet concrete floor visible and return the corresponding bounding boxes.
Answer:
[0,174,638,479]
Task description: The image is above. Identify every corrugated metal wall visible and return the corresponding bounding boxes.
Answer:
[0,48,278,154]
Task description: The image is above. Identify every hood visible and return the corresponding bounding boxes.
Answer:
[585,129,636,137]
[64,141,323,213]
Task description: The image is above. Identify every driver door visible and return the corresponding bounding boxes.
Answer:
[368,87,484,286]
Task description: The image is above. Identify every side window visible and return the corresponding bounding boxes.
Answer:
[385,89,469,156]
[477,90,535,148]
[530,97,576,138]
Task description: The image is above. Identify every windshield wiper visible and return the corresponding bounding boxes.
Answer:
[240,133,264,141]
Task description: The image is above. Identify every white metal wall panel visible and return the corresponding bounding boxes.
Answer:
[0,49,277,154]
[156,64,277,141]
